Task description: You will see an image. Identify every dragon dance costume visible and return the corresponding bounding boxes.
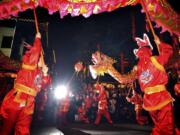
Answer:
[133,34,174,135]
[0,33,50,135]
[89,33,177,134]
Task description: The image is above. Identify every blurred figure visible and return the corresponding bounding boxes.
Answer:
[57,95,70,126]
[84,95,92,116]
[77,102,89,123]
[94,84,113,125]
[174,83,180,96]
[126,90,148,125]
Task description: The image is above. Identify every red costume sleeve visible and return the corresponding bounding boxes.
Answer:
[157,42,173,65]
[22,37,42,65]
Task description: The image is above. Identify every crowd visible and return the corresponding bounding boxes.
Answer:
[54,82,148,126]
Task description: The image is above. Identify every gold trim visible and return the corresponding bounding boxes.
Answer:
[150,56,165,72]
[143,99,172,111]
[22,63,37,70]
[14,83,37,96]
[144,85,166,94]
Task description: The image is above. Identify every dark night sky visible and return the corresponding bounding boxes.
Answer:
[0,1,179,85]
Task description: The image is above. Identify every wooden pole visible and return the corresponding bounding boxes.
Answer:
[140,0,160,53]
[33,8,45,66]
[33,8,39,33]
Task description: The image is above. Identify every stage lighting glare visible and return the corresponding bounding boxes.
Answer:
[54,85,68,99]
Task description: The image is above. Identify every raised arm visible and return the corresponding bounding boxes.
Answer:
[22,33,42,66]
[154,36,173,65]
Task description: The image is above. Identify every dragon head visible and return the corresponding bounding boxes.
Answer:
[89,51,116,79]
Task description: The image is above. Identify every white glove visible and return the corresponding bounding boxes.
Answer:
[36,32,41,38]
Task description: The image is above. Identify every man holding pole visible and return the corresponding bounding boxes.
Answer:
[0,32,50,135]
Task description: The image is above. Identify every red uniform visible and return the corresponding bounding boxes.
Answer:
[78,105,89,123]
[174,83,180,96]
[57,96,70,125]
[36,79,51,120]
[135,35,174,135]
[126,91,148,125]
[94,84,112,125]
[0,35,50,135]
[84,95,92,111]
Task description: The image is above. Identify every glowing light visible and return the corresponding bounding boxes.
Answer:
[54,85,68,99]
[50,132,64,135]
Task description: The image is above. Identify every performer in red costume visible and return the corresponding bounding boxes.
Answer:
[94,84,113,125]
[57,95,70,126]
[0,32,50,135]
[77,102,89,123]
[131,34,174,135]
[36,77,51,120]
[84,94,92,117]
[126,90,148,125]
[174,83,180,96]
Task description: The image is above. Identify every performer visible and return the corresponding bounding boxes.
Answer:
[77,102,89,123]
[126,90,148,125]
[174,83,180,96]
[0,32,50,135]
[124,34,174,134]
[36,78,51,121]
[90,33,180,134]
[174,70,180,96]
[57,95,70,126]
[84,94,92,116]
[94,84,113,125]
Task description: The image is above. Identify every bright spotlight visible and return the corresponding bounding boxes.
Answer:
[54,85,68,99]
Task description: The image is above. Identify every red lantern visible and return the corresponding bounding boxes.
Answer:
[74,61,84,72]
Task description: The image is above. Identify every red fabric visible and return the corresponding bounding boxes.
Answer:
[98,91,108,110]
[36,88,49,120]
[84,96,92,110]
[136,41,174,134]
[136,47,152,58]
[57,97,70,126]
[94,86,112,124]
[126,91,148,125]
[149,103,174,135]
[95,110,112,125]
[78,106,89,123]
[137,42,173,111]
[23,37,41,65]
[0,0,179,36]
[0,37,50,134]
[175,128,180,135]
[136,111,148,125]
[58,97,70,113]
[174,83,180,96]
[126,91,143,105]
[0,106,32,135]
